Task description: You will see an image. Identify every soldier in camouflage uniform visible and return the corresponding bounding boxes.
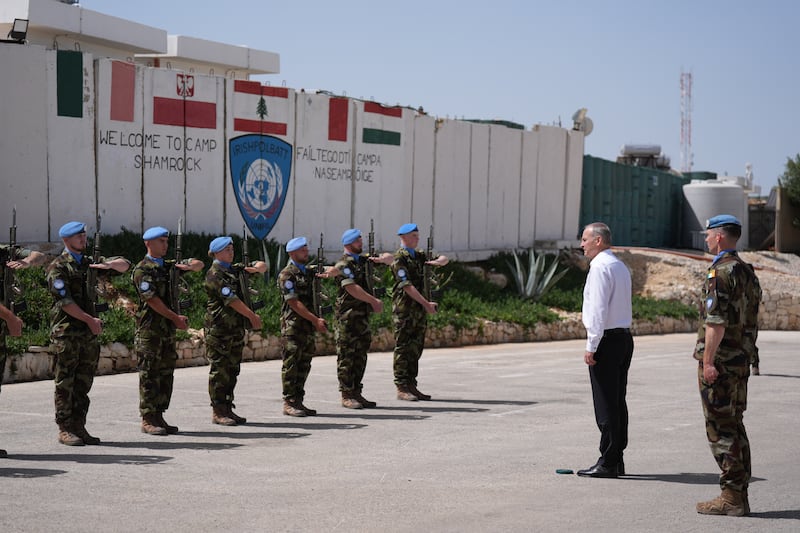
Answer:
[133,226,203,436]
[47,221,130,446]
[204,236,265,426]
[391,223,448,401]
[694,215,761,517]
[278,236,327,417]
[1,244,45,456]
[332,228,392,409]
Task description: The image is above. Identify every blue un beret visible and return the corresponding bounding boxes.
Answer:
[706,214,742,230]
[286,236,307,252]
[59,221,86,238]
[209,236,233,254]
[143,226,169,241]
[397,223,418,235]
[342,228,361,245]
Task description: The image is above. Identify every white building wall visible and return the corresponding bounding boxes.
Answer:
[2,44,586,256]
[0,45,49,243]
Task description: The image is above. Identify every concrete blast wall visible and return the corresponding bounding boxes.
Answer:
[0,47,584,257]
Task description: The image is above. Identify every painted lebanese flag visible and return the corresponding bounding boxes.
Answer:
[232,80,290,136]
[152,71,217,129]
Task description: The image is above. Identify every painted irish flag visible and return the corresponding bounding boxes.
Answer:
[362,102,403,146]
[152,71,217,129]
[233,80,290,136]
[56,50,83,118]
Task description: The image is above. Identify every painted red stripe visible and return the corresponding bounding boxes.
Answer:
[234,79,262,95]
[233,80,289,99]
[153,97,216,129]
[110,61,135,122]
[234,118,287,135]
[364,101,402,118]
[328,98,348,142]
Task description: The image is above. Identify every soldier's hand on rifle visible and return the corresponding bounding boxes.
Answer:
[313,317,327,333]
[172,314,190,330]
[425,255,449,267]
[370,298,383,314]
[423,301,438,314]
[6,250,45,269]
[176,258,204,272]
[316,266,341,279]
[5,314,23,337]
[249,315,262,330]
[87,316,103,336]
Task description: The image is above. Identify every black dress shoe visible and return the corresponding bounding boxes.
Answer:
[618,461,625,476]
[577,464,618,478]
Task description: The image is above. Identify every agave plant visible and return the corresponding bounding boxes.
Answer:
[506,248,569,302]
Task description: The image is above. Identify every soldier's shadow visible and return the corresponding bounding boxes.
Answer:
[2,452,171,466]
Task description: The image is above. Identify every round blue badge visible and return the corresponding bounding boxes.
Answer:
[221,286,232,297]
[284,280,294,290]
[53,279,65,290]
[139,281,150,292]
[398,268,407,280]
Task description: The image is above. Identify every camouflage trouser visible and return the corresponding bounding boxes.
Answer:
[205,332,245,407]
[698,363,751,492]
[392,311,427,386]
[336,314,371,393]
[136,332,178,415]
[51,335,100,426]
[281,323,315,400]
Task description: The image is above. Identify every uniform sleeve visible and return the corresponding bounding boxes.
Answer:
[278,270,299,301]
[335,258,357,288]
[208,269,239,306]
[133,265,157,301]
[47,262,75,308]
[704,269,729,326]
[391,255,412,290]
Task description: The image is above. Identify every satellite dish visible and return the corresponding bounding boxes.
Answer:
[571,108,593,136]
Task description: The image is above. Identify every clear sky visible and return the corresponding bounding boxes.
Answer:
[81,0,798,194]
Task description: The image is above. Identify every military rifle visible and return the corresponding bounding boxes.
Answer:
[86,215,109,316]
[423,225,442,301]
[365,219,386,298]
[238,225,264,315]
[312,233,332,317]
[2,206,27,314]
[168,217,192,312]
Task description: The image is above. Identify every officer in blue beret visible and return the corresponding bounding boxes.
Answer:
[46,219,131,446]
[391,223,448,401]
[133,225,203,436]
[277,236,328,416]
[329,227,393,409]
[695,213,761,516]
[204,235,266,426]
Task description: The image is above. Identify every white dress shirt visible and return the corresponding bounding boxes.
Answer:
[582,249,632,352]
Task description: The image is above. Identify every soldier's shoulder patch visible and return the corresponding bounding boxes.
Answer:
[221,286,232,297]
[53,279,65,290]
[397,268,407,280]
[343,267,354,279]
[706,298,714,311]
[139,281,150,292]
[708,269,716,279]
[284,280,294,290]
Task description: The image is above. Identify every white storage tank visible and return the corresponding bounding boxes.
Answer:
[683,180,749,250]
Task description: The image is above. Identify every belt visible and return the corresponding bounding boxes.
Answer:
[604,328,630,335]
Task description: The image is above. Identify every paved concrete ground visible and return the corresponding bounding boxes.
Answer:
[1,331,798,532]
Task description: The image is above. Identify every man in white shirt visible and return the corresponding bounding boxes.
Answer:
[577,222,633,478]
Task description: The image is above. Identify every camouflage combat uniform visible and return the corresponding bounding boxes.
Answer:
[694,250,761,493]
[46,250,116,430]
[334,253,372,394]
[391,247,430,387]
[204,260,248,409]
[0,246,31,396]
[278,261,316,401]
[132,257,181,417]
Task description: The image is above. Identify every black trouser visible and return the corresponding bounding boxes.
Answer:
[588,329,634,468]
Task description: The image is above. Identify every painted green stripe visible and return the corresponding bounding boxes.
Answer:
[57,50,83,118]
[362,128,401,146]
